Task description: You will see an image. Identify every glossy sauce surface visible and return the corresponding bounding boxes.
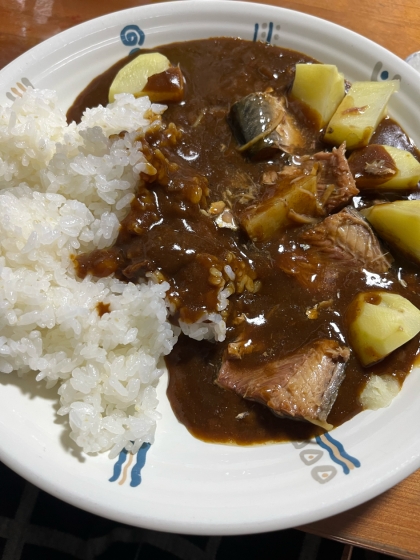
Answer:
[69,38,420,444]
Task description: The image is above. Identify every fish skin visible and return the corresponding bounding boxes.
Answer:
[227,92,306,160]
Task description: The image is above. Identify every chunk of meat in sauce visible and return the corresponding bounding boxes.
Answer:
[238,143,359,240]
[227,93,308,160]
[277,206,392,294]
[311,143,359,214]
[276,143,359,215]
[217,339,350,429]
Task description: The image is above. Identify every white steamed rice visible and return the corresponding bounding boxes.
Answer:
[0,88,179,458]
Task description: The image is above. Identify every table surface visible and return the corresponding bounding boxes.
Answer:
[0,0,419,558]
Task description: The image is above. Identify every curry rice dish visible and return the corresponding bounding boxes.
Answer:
[1,37,419,457]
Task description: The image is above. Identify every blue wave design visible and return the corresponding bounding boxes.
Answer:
[323,432,361,466]
[130,442,151,487]
[109,449,128,482]
[316,433,361,475]
[316,437,350,474]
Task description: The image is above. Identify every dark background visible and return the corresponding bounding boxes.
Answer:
[0,461,398,560]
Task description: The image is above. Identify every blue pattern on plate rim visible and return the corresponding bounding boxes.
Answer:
[110,435,360,487]
[371,61,401,82]
[120,24,145,56]
[253,22,282,44]
[109,442,151,487]
[293,433,361,484]
[316,432,361,474]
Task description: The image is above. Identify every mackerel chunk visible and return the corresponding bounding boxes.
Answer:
[217,339,350,429]
[299,206,392,272]
[288,143,359,215]
[238,144,358,242]
[277,206,392,294]
[227,92,307,160]
[312,143,359,214]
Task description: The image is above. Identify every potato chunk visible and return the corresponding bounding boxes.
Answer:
[361,200,420,264]
[324,80,399,149]
[382,146,420,188]
[240,168,318,241]
[347,291,420,366]
[109,52,171,102]
[349,145,420,189]
[291,64,345,129]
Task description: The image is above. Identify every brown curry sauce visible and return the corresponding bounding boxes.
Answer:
[68,38,420,445]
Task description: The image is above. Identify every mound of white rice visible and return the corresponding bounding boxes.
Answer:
[0,88,178,458]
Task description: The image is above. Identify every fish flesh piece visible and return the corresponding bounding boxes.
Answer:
[277,143,359,215]
[308,143,359,214]
[277,206,392,293]
[217,339,350,428]
[238,143,359,241]
[299,206,392,271]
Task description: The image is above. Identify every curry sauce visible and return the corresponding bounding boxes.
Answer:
[68,38,420,444]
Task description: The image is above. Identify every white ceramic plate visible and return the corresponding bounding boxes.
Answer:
[1,0,420,536]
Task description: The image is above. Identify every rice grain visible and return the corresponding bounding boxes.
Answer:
[0,88,178,457]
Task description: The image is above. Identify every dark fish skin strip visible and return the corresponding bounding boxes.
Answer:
[227,92,305,159]
[216,339,350,429]
[228,92,282,146]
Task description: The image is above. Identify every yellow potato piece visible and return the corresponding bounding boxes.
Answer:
[361,200,420,263]
[348,291,420,366]
[381,146,420,188]
[349,145,420,189]
[241,170,318,241]
[109,52,170,102]
[291,64,345,129]
[324,80,399,149]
